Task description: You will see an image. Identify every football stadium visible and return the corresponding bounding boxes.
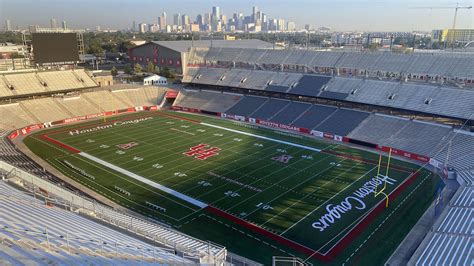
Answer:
[0,31,473,265]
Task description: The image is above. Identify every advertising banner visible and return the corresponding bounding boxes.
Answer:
[257,120,304,132]
[8,130,19,140]
[165,90,178,99]
[310,130,324,138]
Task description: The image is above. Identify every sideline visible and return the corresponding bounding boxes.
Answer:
[79,152,208,208]
[201,122,322,153]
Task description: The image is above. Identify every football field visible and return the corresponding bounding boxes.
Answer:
[24,110,436,264]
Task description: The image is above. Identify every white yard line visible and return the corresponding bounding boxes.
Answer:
[79,152,208,208]
[201,122,322,153]
[280,165,378,235]
[258,162,365,226]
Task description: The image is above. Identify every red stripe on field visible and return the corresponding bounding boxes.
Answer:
[205,206,327,261]
[41,134,81,153]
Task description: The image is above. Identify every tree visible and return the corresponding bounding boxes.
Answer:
[124,65,132,75]
[111,66,118,76]
[159,67,171,78]
[146,62,155,73]
[87,40,104,56]
[11,52,25,58]
[133,63,142,73]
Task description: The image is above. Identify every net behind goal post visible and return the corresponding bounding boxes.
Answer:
[272,256,313,266]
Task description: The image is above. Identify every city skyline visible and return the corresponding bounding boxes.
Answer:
[1,0,473,32]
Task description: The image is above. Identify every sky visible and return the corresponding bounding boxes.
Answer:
[1,0,473,32]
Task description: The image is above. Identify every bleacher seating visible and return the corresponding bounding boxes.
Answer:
[348,114,410,144]
[405,54,437,75]
[288,75,332,97]
[450,187,473,206]
[312,51,344,67]
[0,137,57,178]
[240,70,274,90]
[37,70,88,91]
[408,185,472,266]
[0,87,168,131]
[82,90,130,112]
[221,69,250,88]
[384,120,453,157]
[73,69,99,87]
[0,70,97,97]
[259,50,291,65]
[271,101,312,125]
[335,52,365,69]
[267,72,303,88]
[174,90,243,113]
[456,170,474,187]
[323,77,474,120]
[226,96,267,117]
[184,66,474,121]
[249,99,290,120]
[410,233,471,266]
[432,131,474,171]
[0,181,191,265]
[192,68,227,86]
[20,98,70,123]
[0,103,38,129]
[314,109,370,136]
[201,92,242,113]
[434,206,471,235]
[3,72,46,95]
[112,86,165,107]
[187,47,474,80]
[291,104,338,129]
[55,96,102,117]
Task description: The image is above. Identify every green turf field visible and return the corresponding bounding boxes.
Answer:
[24,110,439,265]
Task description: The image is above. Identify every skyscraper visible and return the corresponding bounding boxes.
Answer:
[204,13,211,25]
[287,21,296,32]
[5,19,11,31]
[181,15,190,30]
[211,6,221,32]
[173,13,181,27]
[132,21,137,31]
[196,14,204,27]
[158,12,167,31]
[50,18,57,29]
[277,19,286,31]
[252,6,259,23]
[139,23,147,33]
[61,21,67,30]
[212,6,220,19]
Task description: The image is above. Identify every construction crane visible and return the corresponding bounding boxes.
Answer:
[410,3,472,49]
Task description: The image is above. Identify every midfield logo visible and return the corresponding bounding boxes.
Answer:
[116,142,139,150]
[272,154,293,164]
[184,144,221,160]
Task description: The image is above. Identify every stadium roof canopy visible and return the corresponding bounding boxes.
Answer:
[151,39,274,52]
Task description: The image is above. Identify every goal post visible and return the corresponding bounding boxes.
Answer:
[374,148,392,208]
